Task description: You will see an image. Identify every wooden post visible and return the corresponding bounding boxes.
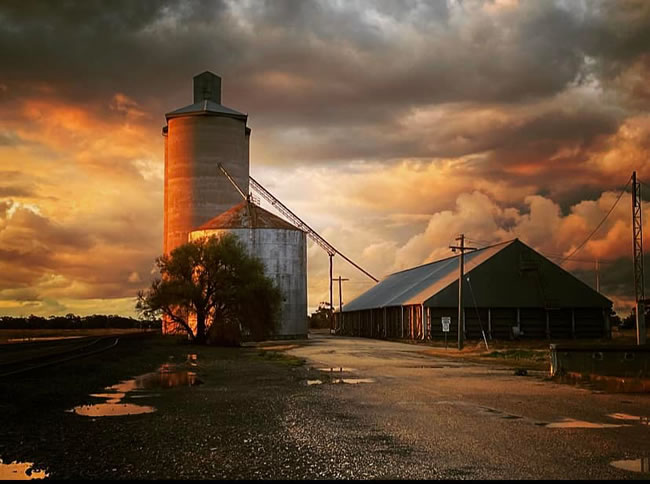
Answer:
[401,306,404,339]
[463,308,467,339]
[571,309,576,339]
[329,254,333,333]
[421,305,425,340]
[545,310,551,340]
[487,309,492,340]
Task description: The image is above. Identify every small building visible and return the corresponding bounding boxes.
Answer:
[339,239,612,340]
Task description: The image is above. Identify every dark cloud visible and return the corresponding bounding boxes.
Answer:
[0,0,648,315]
[0,185,36,197]
[0,0,646,121]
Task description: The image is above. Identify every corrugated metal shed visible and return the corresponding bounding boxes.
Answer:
[342,241,512,311]
[343,239,611,312]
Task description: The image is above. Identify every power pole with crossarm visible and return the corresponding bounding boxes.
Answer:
[450,234,477,350]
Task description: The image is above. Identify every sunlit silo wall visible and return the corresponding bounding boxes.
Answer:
[190,201,308,339]
[163,71,249,254]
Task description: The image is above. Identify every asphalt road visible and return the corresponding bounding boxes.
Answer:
[2,333,649,479]
[287,333,650,480]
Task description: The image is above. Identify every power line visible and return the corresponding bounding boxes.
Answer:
[558,176,633,266]
[543,253,617,264]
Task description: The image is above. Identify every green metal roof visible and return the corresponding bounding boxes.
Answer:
[342,239,612,311]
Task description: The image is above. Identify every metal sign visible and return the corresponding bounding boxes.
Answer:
[441,317,451,333]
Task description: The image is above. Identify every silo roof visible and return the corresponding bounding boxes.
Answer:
[165,100,247,121]
[193,200,301,231]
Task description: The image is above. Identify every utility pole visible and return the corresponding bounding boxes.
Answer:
[329,254,334,334]
[333,276,350,314]
[332,276,349,334]
[450,234,476,350]
[595,258,600,293]
[632,171,646,345]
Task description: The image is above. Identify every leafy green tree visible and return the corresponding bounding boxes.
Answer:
[136,234,282,345]
[308,302,333,329]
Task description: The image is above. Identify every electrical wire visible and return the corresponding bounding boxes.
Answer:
[558,175,633,266]
[465,276,490,351]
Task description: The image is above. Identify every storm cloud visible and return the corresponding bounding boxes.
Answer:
[0,0,648,316]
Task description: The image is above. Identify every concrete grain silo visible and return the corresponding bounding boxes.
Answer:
[189,200,308,339]
[163,71,250,254]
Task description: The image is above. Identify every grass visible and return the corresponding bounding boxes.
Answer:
[256,348,305,367]
[482,349,548,362]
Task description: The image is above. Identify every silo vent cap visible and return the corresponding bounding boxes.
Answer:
[193,71,221,104]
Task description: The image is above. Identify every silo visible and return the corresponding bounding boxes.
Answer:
[189,200,308,339]
[163,71,249,254]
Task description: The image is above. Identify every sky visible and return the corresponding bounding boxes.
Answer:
[0,0,648,318]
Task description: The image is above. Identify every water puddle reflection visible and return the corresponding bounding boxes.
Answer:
[607,413,649,424]
[546,418,627,429]
[306,378,375,385]
[332,378,375,384]
[0,460,48,480]
[611,457,650,473]
[71,402,156,417]
[317,367,356,373]
[68,364,198,417]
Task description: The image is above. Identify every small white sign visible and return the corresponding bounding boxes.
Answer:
[441,317,451,333]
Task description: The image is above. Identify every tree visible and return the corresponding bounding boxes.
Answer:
[136,234,282,345]
[308,302,333,329]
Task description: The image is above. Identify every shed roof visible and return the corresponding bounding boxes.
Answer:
[343,241,512,311]
[193,200,300,231]
[342,239,612,311]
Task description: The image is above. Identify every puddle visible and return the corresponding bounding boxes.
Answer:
[480,407,523,420]
[404,365,447,369]
[68,365,198,417]
[608,413,641,421]
[108,367,198,392]
[70,403,156,417]
[546,418,627,429]
[611,457,650,473]
[0,460,48,480]
[306,380,323,385]
[316,367,356,373]
[608,413,650,424]
[332,378,375,384]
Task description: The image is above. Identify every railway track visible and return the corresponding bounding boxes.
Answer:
[0,332,154,378]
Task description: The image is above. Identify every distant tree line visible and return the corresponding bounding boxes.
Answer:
[617,305,650,330]
[0,314,161,330]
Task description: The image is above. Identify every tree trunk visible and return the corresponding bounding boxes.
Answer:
[195,311,206,344]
